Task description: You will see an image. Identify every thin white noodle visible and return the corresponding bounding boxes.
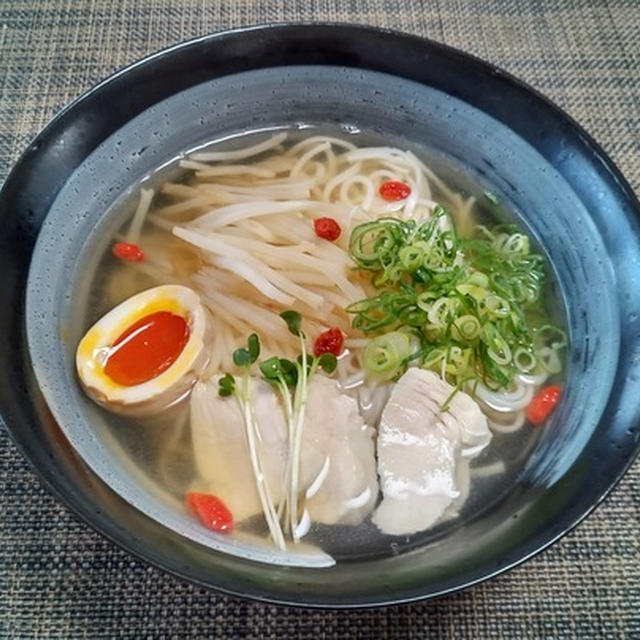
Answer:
[154,201,209,220]
[238,219,279,243]
[120,256,182,286]
[369,168,398,183]
[173,226,323,308]
[162,182,197,197]
[206,233,362,301]
[322,163,362,202]
[519,370,549,386]
[190,201,309,231]
[285,135,357,156]
[180,160,278,179]
[400,179,419,219]
[126,188,154,243]
[252,156,298,173]
[202,182,313,201]
[176,231,292,301]
[161,183,240,206]
[275,270,334,286]
[203,301,254,338]
[189,199,351,231]
[290,142,331,179]
[407,150,458,202]
[339,176,375,209]
[475,380,535,413]
[488,412,526,434]
[190,132,287,162]
[214,256,295,306]
[200,289,295,341]
[147,216,175,232]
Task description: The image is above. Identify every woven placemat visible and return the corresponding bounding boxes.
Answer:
[1,1,639,637]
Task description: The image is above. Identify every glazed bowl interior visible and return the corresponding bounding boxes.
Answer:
[2,25,640,607]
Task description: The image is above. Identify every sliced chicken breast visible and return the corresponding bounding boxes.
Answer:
[190,376,288,521]
[373,368,491,536]
[190,374,378,528]
[301,375,378,526]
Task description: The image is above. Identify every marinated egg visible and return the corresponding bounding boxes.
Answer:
[76,285,211,416]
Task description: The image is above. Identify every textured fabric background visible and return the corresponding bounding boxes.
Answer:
[1,1,639,638]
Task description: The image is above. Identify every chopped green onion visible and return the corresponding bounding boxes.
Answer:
[347,207,566,390]
[452,315,481,341]
[398,243,426,271]
[514,347,537,372]
[534,324,568,351]
[363,331,411,380]
[538,345,563,374]
[423,347,446,369]
[485,295,511,318]
[482,323,512,366]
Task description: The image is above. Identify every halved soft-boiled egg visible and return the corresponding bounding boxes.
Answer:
[76,285,211,416]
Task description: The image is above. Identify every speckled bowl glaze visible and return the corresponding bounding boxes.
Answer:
[1,24,639,607]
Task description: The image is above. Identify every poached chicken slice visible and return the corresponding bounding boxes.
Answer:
[190,375,377,527]
[301,375,378,526]
[190,376,288,522]
[373,368,491,536]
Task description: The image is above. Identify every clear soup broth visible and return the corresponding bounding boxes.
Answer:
[76,128,566,564]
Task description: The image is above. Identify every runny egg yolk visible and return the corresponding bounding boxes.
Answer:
[103,311,190,386]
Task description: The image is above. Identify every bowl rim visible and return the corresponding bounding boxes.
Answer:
[1,22,640,608]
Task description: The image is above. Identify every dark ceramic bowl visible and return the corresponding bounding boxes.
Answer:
[1,24,640,607]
